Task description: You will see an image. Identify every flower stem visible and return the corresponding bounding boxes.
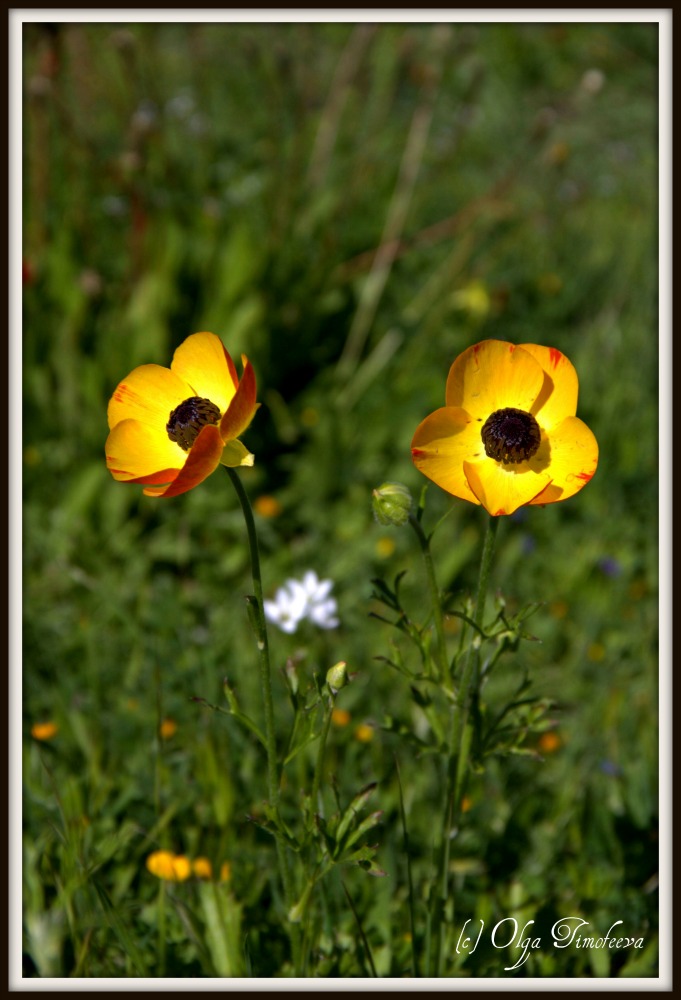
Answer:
[454,514,499,755]
[157,879,166,977]
[408,512,448,680]
[433,513,499,975]
[225,469,296,919]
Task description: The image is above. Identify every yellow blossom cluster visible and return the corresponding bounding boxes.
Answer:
[145,851,231,883]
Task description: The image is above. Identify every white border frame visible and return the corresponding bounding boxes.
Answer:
[10,8,671,991]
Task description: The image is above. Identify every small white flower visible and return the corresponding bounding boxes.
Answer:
[290,571,339,629]
[264,571,339,633]
[308,597,339,630]
[264,585,308,634]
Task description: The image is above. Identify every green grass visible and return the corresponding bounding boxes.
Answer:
[22,21,658,979]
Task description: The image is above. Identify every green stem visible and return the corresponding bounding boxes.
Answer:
[433,513,499,976]
[225,469,297,930]
[157,879,166,977]
[311,696,334,821]
[226,469,280,806]
[453,515,499,760]
[408,512,448,681]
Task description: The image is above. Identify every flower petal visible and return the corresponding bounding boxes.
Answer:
[143,424,225,498]
[107,365,192,431]
[170,332,239,416]
[219,439,255,468]
[411,407,482,505]
[445,341,545,420]
[463,459,552,516]
[520,343,579,429]
[106,418,184,482]
[219,355,259,442]
[527,416,598,506]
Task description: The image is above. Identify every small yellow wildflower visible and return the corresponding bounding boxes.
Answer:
[254,495,282,518]
[450,280,491,320]
[331,708,351,728]
[375,536,396,559]
[538,731,562,754]
[193,857,213,880]
[220,861,232,883]
[31,721,58,741]
[461,795,473,813]
[146,850,192,882]
[146,850,177,880]
[159,718,178,739]
[354,723,374,743]
[171,856,192,881]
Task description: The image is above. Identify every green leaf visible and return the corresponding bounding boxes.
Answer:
[197,882,244,978]
[336,783,377,847]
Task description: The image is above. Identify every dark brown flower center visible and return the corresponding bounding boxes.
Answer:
[167,396,220,451]
[481,407,541,465]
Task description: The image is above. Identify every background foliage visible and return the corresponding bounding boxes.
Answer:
[22,21,658,978]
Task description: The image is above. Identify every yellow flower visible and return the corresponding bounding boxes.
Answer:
[450,280,491,320]
[375,536,396,559]
[254,495,282,518]
[354,723,374,743]
[192,857,213,880]
[146,850,176,880]
[31,721,58,741]
[146,850,192,881]
[105,332,259,498]
[538,731,562,753]
[411,340,598,516]
[219,861,232,883]
[171,855,192,881]
[587,642,606,662]
[159,718,177,739]
[331,708,351,727]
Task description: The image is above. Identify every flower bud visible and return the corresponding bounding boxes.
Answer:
[326,660,349,695]
[372,482,413,527]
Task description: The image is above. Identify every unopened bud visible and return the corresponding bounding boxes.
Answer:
[326,660,349,695]
[372,482,412,527]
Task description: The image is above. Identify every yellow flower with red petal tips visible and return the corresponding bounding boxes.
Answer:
[411,340,598,516]
[105,332,259,498]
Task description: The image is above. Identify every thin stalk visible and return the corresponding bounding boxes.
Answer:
[157,879,166,977]
[452,515,499,764]
[408,512,448,681]
[225,468,298,955]
[226,468,279,805]
[395,756,420,977]
[433,513,499,976]
[310,697,334,821]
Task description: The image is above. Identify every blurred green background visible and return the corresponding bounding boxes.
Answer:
[23,21,658,978]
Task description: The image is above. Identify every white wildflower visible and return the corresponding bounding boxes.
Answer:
[264,570,339,633]
[264,584,308,634]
